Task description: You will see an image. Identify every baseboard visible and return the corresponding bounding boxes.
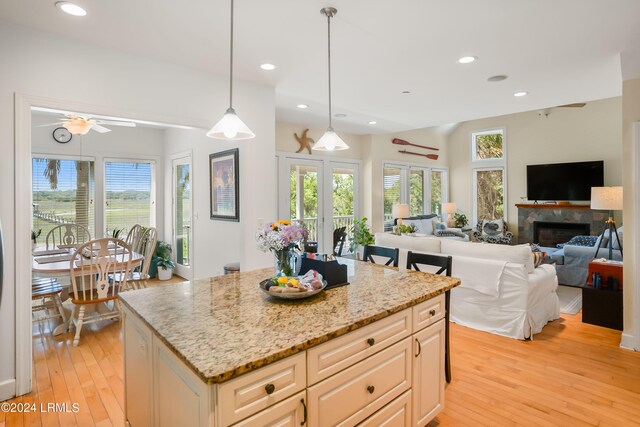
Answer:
[0,378,16,402]
[620,332,640,351]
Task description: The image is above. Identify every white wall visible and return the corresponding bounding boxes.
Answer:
[31,113,166,240]
[622,78,640,350]
[0,21,275,400]
[275,122,368,160]
[448,97,623,234]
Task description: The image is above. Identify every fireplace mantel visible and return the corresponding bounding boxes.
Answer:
[515,203,591,210]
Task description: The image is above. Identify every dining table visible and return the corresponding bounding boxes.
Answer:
[32,246,145,336]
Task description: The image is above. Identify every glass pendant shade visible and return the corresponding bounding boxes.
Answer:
[63,119,92,135]
[206,107,255,140]
[313,128,349,151]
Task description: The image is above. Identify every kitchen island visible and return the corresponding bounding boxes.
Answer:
[119,259,459,427]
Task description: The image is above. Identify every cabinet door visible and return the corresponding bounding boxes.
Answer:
[412,319,445,427]
[233,391,307,427]
[123,309,153,427]
[358,390,411,427]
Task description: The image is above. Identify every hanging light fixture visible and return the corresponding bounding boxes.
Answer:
[206,0,255,140]
[313,7,349,151]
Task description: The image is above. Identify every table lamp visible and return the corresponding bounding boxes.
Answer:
[591,186,623,260]
[443,202,457,227]
[392,204,409,226]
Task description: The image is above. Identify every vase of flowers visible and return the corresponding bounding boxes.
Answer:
[256,220,308,277]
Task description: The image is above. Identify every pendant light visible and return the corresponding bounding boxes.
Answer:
[206,0,255,140]
[313,7,349,151]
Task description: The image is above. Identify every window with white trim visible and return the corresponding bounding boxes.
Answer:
[104,159,156,237]
[471,128,506,225]
[32,156,96,239]
[383,163,448,227]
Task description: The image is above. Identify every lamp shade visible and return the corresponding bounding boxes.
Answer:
[63,119,92,135]
[392,204,409,219]
[206,107,255,140]
[312,128,349,151]
[590,186,623,210]
[443,202,457,214]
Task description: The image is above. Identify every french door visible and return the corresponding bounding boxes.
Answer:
[172,155,192,279]
[278,156,359,254]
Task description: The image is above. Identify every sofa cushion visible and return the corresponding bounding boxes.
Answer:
[603,226,623,250]
[532,251,547,268]
[480,219,504,237]
[441,240,535,273]
[375,233,442,254]
[403,218,435,235]
[559,235,598,248]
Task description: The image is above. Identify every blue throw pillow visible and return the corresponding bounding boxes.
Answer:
[564,235,598,247]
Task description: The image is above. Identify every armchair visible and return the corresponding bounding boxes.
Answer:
[472,219,513,245]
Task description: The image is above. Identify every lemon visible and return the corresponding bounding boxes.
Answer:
[289,278,299,286]
[277,276,288,285]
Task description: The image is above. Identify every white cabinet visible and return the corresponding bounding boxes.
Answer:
[123,310,153,427]
[412,318,445,427]
[233,391,307,427]
[358,390,412,427]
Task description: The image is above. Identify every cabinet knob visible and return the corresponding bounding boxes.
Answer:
[367,385,375,394]
[429,309,436,316]
[367,338,375,346]
[265,383,276,395]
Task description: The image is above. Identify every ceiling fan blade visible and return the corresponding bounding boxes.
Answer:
[91,124,112,133]
[94,120,136,127]
[557,103,586,108]
[35,122,66,127]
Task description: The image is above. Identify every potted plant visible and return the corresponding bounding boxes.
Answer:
[453,212,468,229]
[31,229,42,250]
[349,217,375,259]
[154,241,174,280]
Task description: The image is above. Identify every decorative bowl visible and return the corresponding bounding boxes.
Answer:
[258,278,327,300]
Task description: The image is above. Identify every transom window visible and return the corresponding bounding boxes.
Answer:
[472,129,504,161]
[470,128,507,224]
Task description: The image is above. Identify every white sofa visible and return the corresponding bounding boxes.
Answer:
[375,233,560,339]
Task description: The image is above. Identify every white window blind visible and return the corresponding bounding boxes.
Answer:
[105,160,155,237]
[32,157,95,239]
[383,167,402,221]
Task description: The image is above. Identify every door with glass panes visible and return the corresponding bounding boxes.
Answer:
[172,155,192,279]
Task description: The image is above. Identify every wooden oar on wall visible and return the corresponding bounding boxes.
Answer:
[399,149,439,160]
[392,138,439,151]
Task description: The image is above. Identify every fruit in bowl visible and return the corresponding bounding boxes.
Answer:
[266,270,325,293]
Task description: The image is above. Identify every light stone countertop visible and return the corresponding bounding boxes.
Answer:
[119,259,460,384]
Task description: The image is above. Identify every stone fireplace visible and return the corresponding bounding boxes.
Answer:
[517,204,607,245]
[533,221,590,247]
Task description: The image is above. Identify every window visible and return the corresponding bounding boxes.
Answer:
[471,128,506,224]
[472,129,504,161]
[32,156,95,238]
[383,163,448,227]
[104,160,155,236]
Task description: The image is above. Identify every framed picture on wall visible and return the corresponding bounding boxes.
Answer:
[209,148,239,221]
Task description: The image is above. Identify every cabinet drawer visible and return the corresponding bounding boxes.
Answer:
[232,391,306,427]
[307,338,412,427]
[307,309,411,385]
[358,390,411,427]
[413,294,445,331]
[218,352,306,427]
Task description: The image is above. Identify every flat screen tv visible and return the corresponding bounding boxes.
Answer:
[526,160,604,201]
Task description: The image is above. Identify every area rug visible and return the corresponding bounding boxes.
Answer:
[557,285,582,314]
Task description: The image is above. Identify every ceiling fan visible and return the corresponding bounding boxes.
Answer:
[538,102,587,117]
[37,114,136,135]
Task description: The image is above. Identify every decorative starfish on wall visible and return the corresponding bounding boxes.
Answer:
[294,129,314,154]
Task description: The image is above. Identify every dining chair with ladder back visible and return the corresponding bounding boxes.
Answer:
[31,277,66,324]
[45,223,91,250]
[406,250,453,383]
[362,244,400,267]
[333,226,347,256]
[69,238,133,346]
[115,227,157,291]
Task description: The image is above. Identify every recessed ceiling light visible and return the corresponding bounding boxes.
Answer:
[55,1,87,16]
[334,113,347,118]
[401,91,411,94]
[457,56,477,64]
[296,104,308,109]
[514,91,529,97]
[368,121,377,125]
[487,75,508,82]
[260,63,276,70]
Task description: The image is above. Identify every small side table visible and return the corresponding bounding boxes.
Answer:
[582,260,623,330]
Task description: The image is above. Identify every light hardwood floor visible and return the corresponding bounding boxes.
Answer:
[2,281,640,427]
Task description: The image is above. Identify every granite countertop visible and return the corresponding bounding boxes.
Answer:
[119,259,460,384]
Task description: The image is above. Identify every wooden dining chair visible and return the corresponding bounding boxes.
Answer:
[124,224,144,253]
[45,223,91,250]
[406,250,453,383]
[333,226,347,256]
[31,277,66,324]
[362,244,400,267]
[117,227,157,291]
[69,238,133,346]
